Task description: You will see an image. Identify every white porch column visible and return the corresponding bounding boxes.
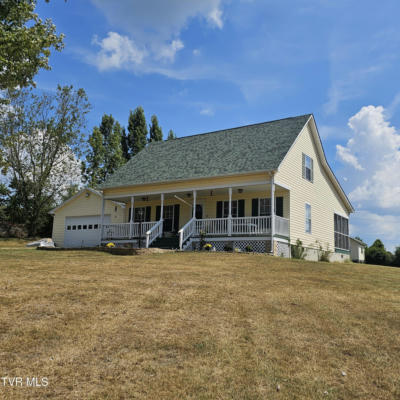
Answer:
[228,187,232,236]
[129,196,134,238]
[193,190,197,219]
[99,196,105,244]
[270,175,275,253]
[160,193,164,220]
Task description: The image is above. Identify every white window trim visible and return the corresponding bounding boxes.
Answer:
[305,203,312,234]
[303,153,313,183]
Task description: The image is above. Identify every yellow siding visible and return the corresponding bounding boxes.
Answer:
[275,121,349,251]
[103,172,268,198]
[52,190,124,247]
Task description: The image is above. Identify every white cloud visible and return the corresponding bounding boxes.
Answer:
[336,144,364,170]
[156,40,184,63]
[336,105,400,210]
[89,0,223,71]
[350,210,400,251]
[193,49,201,56]
[200,107,214,116]
[92,32,146,71]
[208,7,223,28]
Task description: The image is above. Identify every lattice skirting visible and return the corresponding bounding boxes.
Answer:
[189,239,273,253]
[275,241,290,258]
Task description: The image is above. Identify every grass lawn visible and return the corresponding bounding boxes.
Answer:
[0,249,399,399]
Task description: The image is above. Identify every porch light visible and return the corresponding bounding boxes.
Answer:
[210,190,213,196]
[238,188,243,193]
[141,196,149,202]
[187,193,192,198]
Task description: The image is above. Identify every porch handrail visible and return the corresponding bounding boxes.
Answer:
[178,217,195,250]
[145,219,163,248]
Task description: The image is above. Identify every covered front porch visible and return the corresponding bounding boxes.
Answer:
[100,179,290,251]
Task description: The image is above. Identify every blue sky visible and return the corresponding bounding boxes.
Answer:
[35,0,400,250]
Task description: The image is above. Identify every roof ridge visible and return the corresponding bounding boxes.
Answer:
[150,113,312,144]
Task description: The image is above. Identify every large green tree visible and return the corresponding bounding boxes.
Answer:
[127,106,147,156]
[393,246,400,267]
[105,120,125,178]
[0,86,90,235]
[149,115,163,142]
[365,239,394,266]
[83,126,104,187]
[83,114,125,187]
[121,127,130,161]
[0,0,64,90]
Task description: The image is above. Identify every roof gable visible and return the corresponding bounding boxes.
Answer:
[101,114,311,189]
[49,188,101,215]
[279,116,354,213]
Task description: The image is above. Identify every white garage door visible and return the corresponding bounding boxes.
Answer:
[64,215,110,248]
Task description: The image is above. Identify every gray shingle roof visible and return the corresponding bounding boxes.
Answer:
[101,114,311,188]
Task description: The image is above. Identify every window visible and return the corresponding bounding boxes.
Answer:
[134,207,146,222]
[88,224,93,229]
[223,200,238,218]
[83,225,87,230]
[67,226,71,230]
[164,205,174,220]
[72,225,76,230]
[305,204,311,233]
[334,214,349,250]
[259,198,271,216]
[302,153,313,182]
[77,225,82,230]
[94,224,98,229]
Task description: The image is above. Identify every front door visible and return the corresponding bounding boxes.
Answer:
[163,205,174,232]
[195,204,203,219]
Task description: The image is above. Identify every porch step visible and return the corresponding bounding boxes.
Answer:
[151,236,179,249]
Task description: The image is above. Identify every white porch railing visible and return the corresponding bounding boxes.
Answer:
[275,216,289,237]
[102,223,131,240]
[193,216,288,237]
[231,216,272,234]
[145,220,163,248]
[178,217,195,250]
[102,221,158,241]
[195,218,229,236]
[102,216,289,244]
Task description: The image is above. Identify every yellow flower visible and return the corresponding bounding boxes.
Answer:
[106,242,115,248]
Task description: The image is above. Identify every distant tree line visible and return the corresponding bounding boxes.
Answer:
[82,107,176,187]
[363,238,400,267]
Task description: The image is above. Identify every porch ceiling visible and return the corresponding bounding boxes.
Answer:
[107,183,288,204]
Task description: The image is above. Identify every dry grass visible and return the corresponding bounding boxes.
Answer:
[0,238,33,248]
[0,249,399,399]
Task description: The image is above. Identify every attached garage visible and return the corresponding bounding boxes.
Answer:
[64,215,110,248]
[50,188,125,248]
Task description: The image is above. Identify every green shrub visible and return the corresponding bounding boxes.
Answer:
[291,239,305,259]
[316,241,331,262]
[245,245,253,252]
[224,243,233,252]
